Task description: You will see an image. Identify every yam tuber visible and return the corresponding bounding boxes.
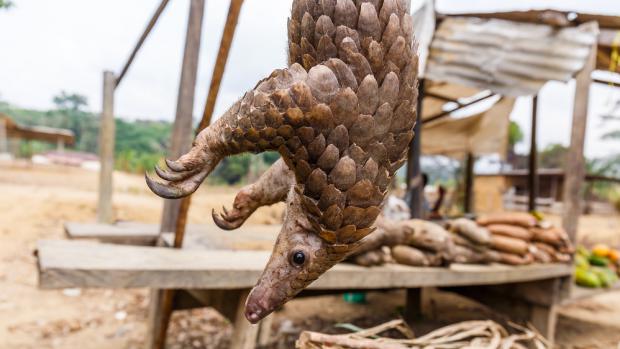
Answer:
[477,212,537,228]
[391,245,431,267]
[490,235,529,256]
[487,224,533,241]
[497,252,534,265]
[448,218,491,245]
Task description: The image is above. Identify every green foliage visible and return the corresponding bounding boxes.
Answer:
[539,143,568,169]
[508,121,523,147]
[0,92,172,174]
[0,0,13,9]
[211,152,280,185]
[0,91,283,184]
[53,91,88,111]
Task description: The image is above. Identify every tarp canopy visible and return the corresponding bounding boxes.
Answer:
[421,84,516,158]
[425,17,599,96]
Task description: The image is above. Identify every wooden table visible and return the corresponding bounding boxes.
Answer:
[41,223,573,347]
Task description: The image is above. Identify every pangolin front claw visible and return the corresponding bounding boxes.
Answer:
[145,169,207,199]
[212,207,246,230]
[165,158,187,172]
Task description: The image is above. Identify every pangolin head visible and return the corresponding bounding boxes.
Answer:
[244,187,359,323]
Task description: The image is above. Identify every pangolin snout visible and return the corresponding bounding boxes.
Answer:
[244,287,273,324]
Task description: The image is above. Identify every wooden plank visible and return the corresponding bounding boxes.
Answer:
[64,222,159,245]
[37,240,572,290]
[65,222,279,248]
[562,43,597,242]
[97,71,116,224]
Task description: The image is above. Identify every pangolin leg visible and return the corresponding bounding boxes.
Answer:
[213,158,295,230]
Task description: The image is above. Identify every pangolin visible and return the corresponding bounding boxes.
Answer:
[146,0,419,323]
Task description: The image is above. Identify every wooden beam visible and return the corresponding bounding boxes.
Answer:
[528,96,539,212]
[562,44,597,242]
[37,240,573,290]
[97,71,116,224]
[464,152,474,213]
[407,79,425,218]
[146,2,205,348]
[116,0,171,86]
[169,0,245,259]
[439,10,620,29]
[198,0,244,130]
[160,0,205,234]
[422,92,497,124]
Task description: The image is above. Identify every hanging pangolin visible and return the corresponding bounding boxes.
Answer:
[146,0,418,323]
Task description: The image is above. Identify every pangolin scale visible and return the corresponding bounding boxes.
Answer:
[146,0,418,323]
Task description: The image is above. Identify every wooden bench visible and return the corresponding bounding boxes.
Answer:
[37,225,573,347]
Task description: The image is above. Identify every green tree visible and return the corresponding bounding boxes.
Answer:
[0,0,13,9]
[539,143,568,169]
[53,91,88,111]
[508,121,523,151]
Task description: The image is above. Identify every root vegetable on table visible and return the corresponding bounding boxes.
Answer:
[490,235,529,256]
[391,245,433,267]
[487,224,533,241]
[477,212,537,228]
[448,218,491,245]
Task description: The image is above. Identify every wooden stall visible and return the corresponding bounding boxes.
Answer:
[35,2,620,349]
[0,113,75,155]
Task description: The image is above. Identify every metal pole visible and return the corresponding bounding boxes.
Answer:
[97,71,116,223]
[407,79,425,218]
[528,95,539,212]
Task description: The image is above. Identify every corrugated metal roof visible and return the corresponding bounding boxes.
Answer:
[425,17,599,96]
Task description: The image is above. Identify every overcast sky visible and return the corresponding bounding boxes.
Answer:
[1,0,620,158]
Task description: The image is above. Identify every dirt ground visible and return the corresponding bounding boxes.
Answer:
[1,161,620,348]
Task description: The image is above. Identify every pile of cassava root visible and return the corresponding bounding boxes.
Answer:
[350,212,573,267]
[296,319,551,349]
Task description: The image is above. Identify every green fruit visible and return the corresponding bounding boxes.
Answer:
[589,255,610,267]
[576,246,591,259]
[575,268,601,288]
[591,267,618,287]
[575,254,589,269]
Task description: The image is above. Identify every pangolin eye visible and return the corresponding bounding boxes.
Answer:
[291,251,306,266]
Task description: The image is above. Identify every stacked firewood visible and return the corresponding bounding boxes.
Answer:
[349,213,573,267]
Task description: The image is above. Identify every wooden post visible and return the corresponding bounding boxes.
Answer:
[230,289,260,349]
[145,2,205,349]
[0,118,7,153]
[56,139,65,153]
[407,79,425,218]
[97,71,116,224]
[160,0,205,234]
[464,153,475,214]
[562,44,596,242]
[528,95,539,212]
